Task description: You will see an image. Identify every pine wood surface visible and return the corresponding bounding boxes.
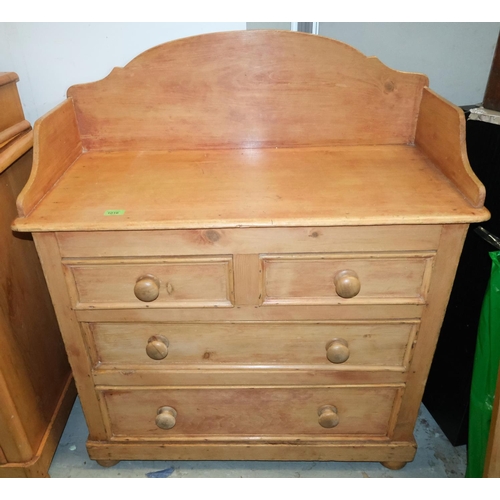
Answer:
[12,32,491,467]
[0,74,75,477]
[100,385,401,438]
[56,225,442,257]
[88,321,417,370]
[415,88,485,207]
[13,146,489,232]
[67,31,427,152]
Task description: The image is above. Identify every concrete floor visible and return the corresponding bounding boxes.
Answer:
[48,397,467,478]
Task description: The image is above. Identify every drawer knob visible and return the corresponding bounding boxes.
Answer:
[156,406,177,430]
[334,270,360,299]
[326,338,350,364]
[134,274,160,302]
[318,405,340,428]
[146,335,169,360]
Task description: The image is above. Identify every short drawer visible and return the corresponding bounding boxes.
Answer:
[63,256,234,309]
[100,385,402,438]
[261,252,434,306]
[87,321,418,371]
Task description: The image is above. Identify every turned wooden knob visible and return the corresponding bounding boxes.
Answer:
[326,338,350,364]
[318,405,340,428]
[146,335,169,360]
[134,274,160,302]
[334,270,360,299]
[155,406,177,430]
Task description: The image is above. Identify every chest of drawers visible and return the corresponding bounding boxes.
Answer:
[12,31,490,469]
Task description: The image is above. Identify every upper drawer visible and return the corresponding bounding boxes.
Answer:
[63,256,234,309]
[261,252,434,306]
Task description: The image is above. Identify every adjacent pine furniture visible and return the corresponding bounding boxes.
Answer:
[0,72,76,478]
[12,31,490,469]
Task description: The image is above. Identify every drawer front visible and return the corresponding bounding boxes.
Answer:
[88,321,418,371]
[101,385,401,438]
[261,253,434,306]
[64,256,234,309]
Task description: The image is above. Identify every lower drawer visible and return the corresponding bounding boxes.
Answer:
[100,385,402,439]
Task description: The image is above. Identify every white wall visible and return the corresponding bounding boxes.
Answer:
[318,23,500,106]
[0,23,246,125]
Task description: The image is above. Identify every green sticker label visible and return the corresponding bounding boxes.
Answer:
[104,210,125,216]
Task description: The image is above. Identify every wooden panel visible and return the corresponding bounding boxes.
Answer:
[0,375,76,478]
[86,438,417,462]
[261,253,434,306]
[76,303,424,323]
[483,31,500,112]
[68,31,427,151]
[16,99,82,217]
[0,74,24,131]
[56,225,442,258]
[392,224,468,442]
[0,150,71,464]
[92,366,408,388]
[89,321,418,370]
[233,255,261,305]
[0,447,6,465]
[64,256,234,309]
[0,120,30,148]
[32,232,108,441]
[101,385,401,438]
[415,88,485,207]
[0,130,33,175]
[13,147,490,233]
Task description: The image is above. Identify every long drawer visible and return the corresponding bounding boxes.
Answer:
[86,321,418,371]
[100,385,403,439]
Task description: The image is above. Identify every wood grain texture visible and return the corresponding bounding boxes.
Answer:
[0,120,31,147]
[12,33,490,466]
[68,31,428,152]
[75,303,424,323]
[0,376,76,478]
[87,439,417,462]
[261,252,434,306]
[13,146,489,232]
[101,385,400,438]
[64,256,234,309]
[415,88,486,207]
[0,130,33,175]
[56,225,442,258]
[92,366,409,388]
[32,233,107,441]
[0,77,74,477]
[16,99,82,217]
[0,150,71,466]
[233,255,261,305]
[88,321,418,371]
[0,75,23,132]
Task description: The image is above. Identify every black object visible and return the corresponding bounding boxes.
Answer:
[423,110,500,446]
